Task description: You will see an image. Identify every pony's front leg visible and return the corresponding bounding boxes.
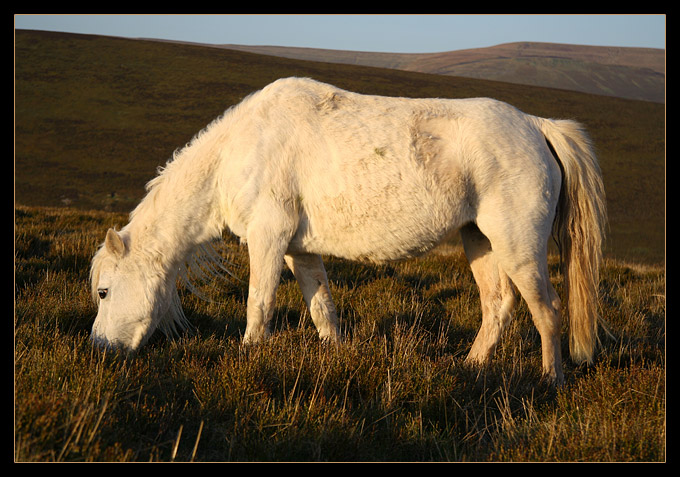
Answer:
[242,202,296,344]
[284,253,340,342]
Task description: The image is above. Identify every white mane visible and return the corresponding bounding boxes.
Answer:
[90,106,247,342]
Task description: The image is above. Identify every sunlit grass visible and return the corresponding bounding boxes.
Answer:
[14,206,665,461]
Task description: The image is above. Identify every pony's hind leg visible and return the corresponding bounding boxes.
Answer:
[284,253,340,342]
[476,222,564,384]
[461,223,517,365]
[507,261,563,383]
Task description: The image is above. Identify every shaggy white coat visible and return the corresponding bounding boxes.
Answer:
[90,78,607,384]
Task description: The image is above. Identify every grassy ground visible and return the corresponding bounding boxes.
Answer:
[14,206,665,461]
[14,29,666,462]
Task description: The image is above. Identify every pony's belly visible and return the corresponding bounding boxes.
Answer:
[288,202,462,262]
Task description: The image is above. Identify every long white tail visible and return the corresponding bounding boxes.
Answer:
[537,118,608,364]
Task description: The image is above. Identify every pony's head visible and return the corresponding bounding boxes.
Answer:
[89,228,188,352]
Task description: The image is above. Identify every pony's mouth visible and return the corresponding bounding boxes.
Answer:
[90,319,154,353]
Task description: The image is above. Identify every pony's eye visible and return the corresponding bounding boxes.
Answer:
[98,288,109,299]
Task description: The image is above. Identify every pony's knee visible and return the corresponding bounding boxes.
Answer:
[531,304,562,339]
[549,288,561,314]
[541,285,563,329]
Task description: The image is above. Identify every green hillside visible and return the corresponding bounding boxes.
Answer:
[14,29,665,264]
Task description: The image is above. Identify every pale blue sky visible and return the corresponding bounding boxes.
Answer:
[14,14,665,53]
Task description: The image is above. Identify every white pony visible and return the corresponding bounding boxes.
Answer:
[90,77,607,383]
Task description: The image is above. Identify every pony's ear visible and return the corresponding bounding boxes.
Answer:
[105,228,126,257]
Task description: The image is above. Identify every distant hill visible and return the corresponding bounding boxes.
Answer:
[215,42,665,103]
[14,30,665,263]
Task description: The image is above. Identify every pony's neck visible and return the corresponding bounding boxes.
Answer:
[125,134,225,269]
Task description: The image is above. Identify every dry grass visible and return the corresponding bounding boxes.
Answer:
[14,29,665,462]
[14,206,665,461]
